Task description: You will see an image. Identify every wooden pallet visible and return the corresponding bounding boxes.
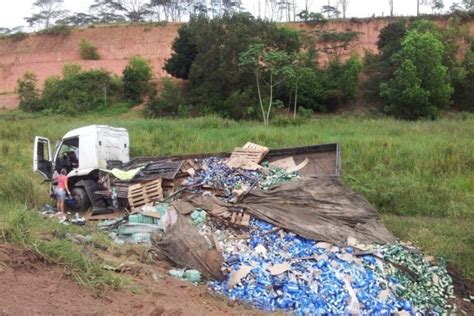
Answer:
[127,178,163,211]
[229,142,269,165]
[210,207,251,228]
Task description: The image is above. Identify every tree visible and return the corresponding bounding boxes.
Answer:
[123,55,153,104]
[388,0,394,16]
[89,0,127,23]
[431,0,445,13]
[56,13,98,26]
[115,0,153,21]
[164,23,198,79]
[239,43,295,125]
[338,0,350,18]
[321,5,341,18]
[380,30,453,119]
[17,71,41,112]
[164,14,301,115]
[25,0,68,28]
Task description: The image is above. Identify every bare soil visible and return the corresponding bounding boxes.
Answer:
[0,244,262,315]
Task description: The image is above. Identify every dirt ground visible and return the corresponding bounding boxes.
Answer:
[0,244,262,316]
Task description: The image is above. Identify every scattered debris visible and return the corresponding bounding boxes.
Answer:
[36,141,458,315]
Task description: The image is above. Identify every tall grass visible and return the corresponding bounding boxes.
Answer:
[0,110,473,279]
[0,202,125,290]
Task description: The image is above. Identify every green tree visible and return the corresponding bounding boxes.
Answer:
[164,14,301,114]
[239,43,295,125]
[122,55,153,104]
[17,71,41,112]
[164,23,198,80]
[380,31,453,119]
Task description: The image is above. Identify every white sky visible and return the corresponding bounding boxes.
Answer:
[0,0,458,29]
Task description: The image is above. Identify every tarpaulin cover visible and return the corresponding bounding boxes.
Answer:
[154,215,225,280]
[240,177,396,245]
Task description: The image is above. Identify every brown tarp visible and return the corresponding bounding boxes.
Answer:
[154,215,225,280]
[177,177,395,245]
[240,177,396,245]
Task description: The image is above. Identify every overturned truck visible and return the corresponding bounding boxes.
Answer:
[34,125,457,314]
[33,124,394,245]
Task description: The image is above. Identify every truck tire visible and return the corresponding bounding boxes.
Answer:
[71,187,91,212]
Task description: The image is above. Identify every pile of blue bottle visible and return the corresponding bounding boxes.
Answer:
[210,219,425,315]
[186,157,261,201]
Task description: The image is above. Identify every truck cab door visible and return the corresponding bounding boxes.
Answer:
[33,136,53,180]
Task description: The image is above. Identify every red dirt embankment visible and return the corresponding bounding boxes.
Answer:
[0,243,261,315]
[0,18,472,109]
[0,23,181,103]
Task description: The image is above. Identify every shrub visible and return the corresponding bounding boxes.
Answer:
[147,79,185,117]
[38,25,72,36]
[7,32,29,42]
[42,66,120,114]
[222,89,257,120]
[79,39,100,60]
[452,49,474,111]
[17,71,42,112]
[123,55,153,104]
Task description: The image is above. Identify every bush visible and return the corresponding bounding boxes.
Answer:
[79,39,100,60]
[146,79,185,117]
[123,55,153,104]
[42,66,121,114]
[452,49,474,111]
[7,32,29,42]
[222,89,257,120]
[17,71,42,112]
[38,25,72,36]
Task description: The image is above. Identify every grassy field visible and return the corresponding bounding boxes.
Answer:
[0,109,473,281]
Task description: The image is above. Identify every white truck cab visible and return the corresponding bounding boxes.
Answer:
[34,125,130,179]
[33,125,130,210]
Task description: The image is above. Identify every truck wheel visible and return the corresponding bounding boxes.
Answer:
[70,187,90,212]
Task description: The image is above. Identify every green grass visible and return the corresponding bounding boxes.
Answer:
[0,202,126,290]
[0,110,473,280]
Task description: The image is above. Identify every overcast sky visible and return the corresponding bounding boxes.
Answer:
[0,0,459,29]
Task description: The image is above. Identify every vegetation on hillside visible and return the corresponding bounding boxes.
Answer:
[79,39,101,60]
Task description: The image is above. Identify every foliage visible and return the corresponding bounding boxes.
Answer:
[25,0,68,29]
[146,79,186,117]
[122,55,153,104]
[296,10,326,23]
[327,55,362,101]
[221,89,257,120]
[380,31,453,119]
[37,24,72,36]
[56,13,99,26]
[164,14,301,115]
[4,32,29,41]
[313,30,362,59]
[377,18,407,61]
[79,39,101,60]
[163,23,197,80]
[452,49,474,111]
[41,66,121,114]
[17,71,42,112]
